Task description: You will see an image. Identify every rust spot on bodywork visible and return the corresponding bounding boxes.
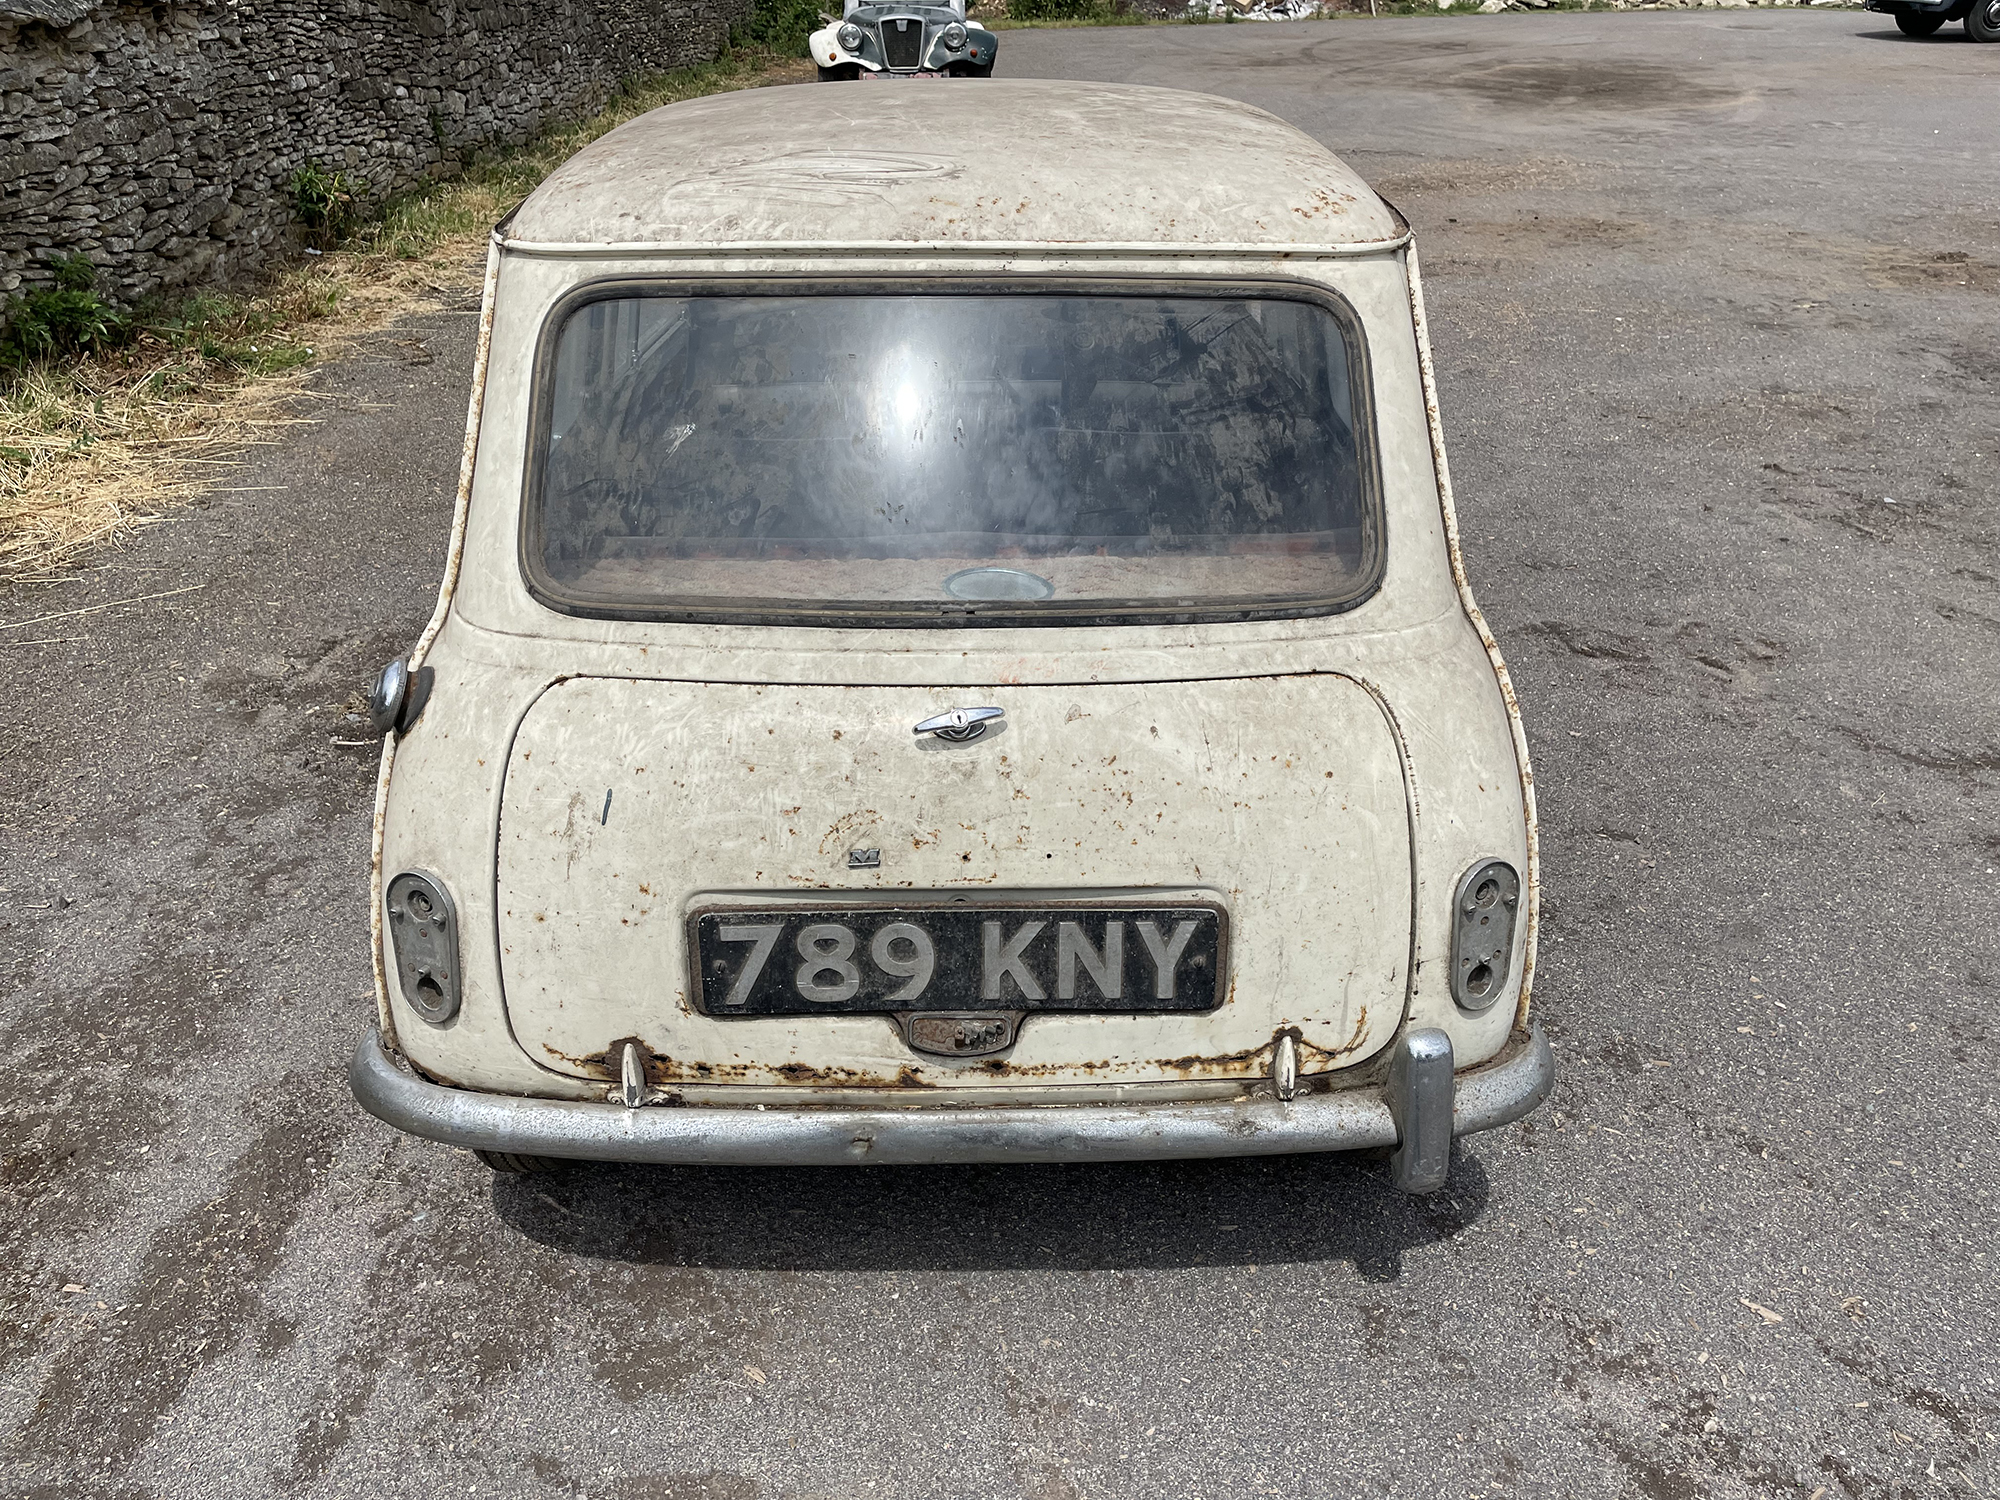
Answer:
[543,1038,908,1088]
[1151,1043,1269,1078]
[1290,186,1357,221]
[541,1038,624,1080]
[774,1060,878,1084]
[974,1040,1269,1082]
[1299,1008,1372,1071]
[819,809,881,857]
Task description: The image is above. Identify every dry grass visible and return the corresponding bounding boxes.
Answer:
[0,258,469,581]
[0,50,811,586]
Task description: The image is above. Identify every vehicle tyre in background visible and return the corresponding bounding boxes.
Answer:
[1894,8,1946,31]
[473,1150,569,1174]
[1967,0,2000,38]
[817,62,862,80]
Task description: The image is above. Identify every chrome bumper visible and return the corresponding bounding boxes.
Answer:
[350,1023,1553,1191]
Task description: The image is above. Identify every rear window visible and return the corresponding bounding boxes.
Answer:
[524,284,1383,626]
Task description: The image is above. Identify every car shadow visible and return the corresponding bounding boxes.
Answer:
[490,1145,1492,1283]
[1854,25,1966,38]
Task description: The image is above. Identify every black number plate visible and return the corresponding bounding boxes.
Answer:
[691,902,1225,1017]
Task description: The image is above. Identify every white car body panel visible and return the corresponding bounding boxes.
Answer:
[496,674,1413,1087]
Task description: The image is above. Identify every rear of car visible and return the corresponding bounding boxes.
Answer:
[353,82,1552,1192]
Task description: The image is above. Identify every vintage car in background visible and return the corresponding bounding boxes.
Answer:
[809,0,997,79]
[352,81,1553,1194]
[1862,0,1998,37]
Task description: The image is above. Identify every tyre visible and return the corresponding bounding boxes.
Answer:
[1895,8,1947,30]
[474,1149,568,1174]
[1967,0,2000,39]
[817,63,862,81]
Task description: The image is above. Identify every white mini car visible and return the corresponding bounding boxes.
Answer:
[352,81,1553,1193]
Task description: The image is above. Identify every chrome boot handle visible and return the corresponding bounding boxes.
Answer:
[913,707,1003,743]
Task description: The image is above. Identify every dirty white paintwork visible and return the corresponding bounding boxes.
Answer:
[504,81,1402,255]
[498,675,1412,1087]
[374,83,1537,1106]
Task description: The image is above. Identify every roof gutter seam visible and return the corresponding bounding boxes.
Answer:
[496,234,1415,261]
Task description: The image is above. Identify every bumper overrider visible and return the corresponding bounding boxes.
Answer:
[350,1022,1553,1193]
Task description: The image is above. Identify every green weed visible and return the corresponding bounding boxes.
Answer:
[0,255,128,369]
[289,161,366,248]
[730,0,826,54]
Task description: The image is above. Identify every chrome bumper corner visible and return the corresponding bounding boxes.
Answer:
[350,1023,1552,1187]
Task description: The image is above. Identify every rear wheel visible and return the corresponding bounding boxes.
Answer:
[1967,0,2000,39]
[474,1149,568,1174]
[1895,8,1947,30]
[817,62,862,80]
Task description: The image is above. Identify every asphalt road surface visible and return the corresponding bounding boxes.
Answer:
[4,13,1997,1499]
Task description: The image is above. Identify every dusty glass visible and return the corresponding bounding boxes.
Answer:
[527,289,1381,624]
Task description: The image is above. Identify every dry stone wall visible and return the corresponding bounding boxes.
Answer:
[0,0,755,303]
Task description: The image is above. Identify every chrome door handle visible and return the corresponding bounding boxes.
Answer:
[913,707,1003,742]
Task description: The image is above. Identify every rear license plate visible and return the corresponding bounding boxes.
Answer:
[691,900,1225,1016]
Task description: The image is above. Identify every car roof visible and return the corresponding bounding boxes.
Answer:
[506,80,1405,252]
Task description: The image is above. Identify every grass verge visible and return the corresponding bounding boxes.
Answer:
[0,48,810,586]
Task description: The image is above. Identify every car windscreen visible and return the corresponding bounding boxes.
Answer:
[525,286,1383,625]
